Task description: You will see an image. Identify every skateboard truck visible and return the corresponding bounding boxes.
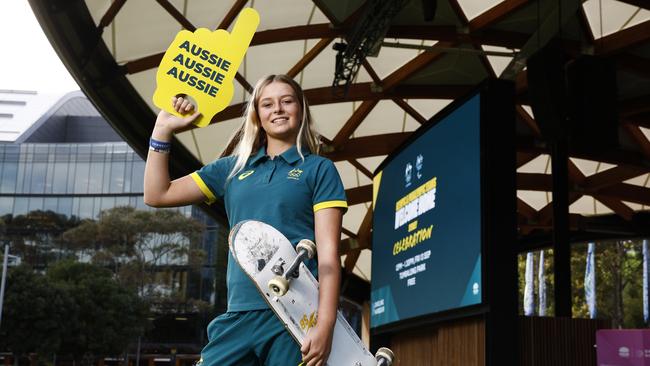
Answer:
[375,347,395,366]
[268,239,316,297]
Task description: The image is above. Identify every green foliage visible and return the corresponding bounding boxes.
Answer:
[46,260,149,362]
[0,206,212,360]
[1,211,80,267]
[0,262,146,362]
[61,206,206,304]
[520,239,647,329]
[0,266,73,360]
[517,249,555,316]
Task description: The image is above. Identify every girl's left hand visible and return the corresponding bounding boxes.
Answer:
[300,323,334,366]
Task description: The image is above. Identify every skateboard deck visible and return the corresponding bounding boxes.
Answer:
[229,220,392,366]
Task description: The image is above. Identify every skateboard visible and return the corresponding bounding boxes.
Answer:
[229,220,394,366]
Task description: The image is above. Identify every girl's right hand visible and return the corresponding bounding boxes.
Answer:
[154,95,201,136]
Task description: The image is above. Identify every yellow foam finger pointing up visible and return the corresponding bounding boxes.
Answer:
[153,8,260,128]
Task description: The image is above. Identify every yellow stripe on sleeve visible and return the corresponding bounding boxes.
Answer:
[190,172,217,204]
[313,200,348,212]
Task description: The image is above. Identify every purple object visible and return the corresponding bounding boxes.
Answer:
[597,329,650,366]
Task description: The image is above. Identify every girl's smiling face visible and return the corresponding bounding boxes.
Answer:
[257,81,302,143]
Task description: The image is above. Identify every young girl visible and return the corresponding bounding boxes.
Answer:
[144,74,347,366]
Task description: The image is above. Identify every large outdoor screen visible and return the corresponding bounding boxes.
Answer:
[370,93,483,329]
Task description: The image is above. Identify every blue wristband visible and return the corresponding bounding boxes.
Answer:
[150,138,171,151]
[149,138,171,153]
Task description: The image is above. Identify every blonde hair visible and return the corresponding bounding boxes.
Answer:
[222,75,320,180]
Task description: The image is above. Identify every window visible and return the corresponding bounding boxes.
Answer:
[0,197,14,215]
[59,197,73,218]
[52,163,69,194]
[0,162,18,193]
[30,163,47,193]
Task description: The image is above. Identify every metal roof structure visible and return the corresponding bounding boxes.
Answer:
[28,0,650,282]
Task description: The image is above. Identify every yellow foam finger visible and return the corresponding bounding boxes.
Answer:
[153,8,260,128]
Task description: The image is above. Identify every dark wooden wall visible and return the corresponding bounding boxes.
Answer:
[384,316,609,366]
[519,316,610,366]
[389,317,485,366]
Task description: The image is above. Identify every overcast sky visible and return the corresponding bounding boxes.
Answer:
[1,1,79,93]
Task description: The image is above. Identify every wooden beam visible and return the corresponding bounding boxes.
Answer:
[346,185,372,206]
[584,165,648,191]
[341,227,357,239]
[326,158,646,208]
[362,60,382,85]
[217,0,249,30]
[340,237,360,255]
[251,23,339,46]
[623,124,650,159]
[593,195,635,220]
[202,84,472,125]
[324,133,411,162]
[477,48,497,78]
[567,159,586,185]
[121,23,536,75]
[348,159,373,179]
[392,98,427,124]
[331,42,450,147]
[515,70,528,95]
[518,172,552,191]
[517,152,539,168]
[537,193,582,225]
[596,19,650,55]
[155,0,196,31]
[517,172,650,206]
[626,114,650,129]
[343,247,361,269]
[517,135,650,171]
[597,183,650,206]
[470,0,529,31]
[287,38,334,78]
[517,198,538,220]
[305,83,471,105]
[331,100,379,148]
[516,105,541,137]
[382,42,451,91]
[98,0,126,29]
[234,72,253,94]
[385,26,529,49]
[519,213,582,231]
[123,53,163,75]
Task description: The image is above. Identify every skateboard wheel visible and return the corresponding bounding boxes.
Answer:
[375,347,394,366]
[268,276,289,297]
[296,239,316,259]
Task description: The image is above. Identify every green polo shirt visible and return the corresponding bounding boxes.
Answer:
[191,145,348,311]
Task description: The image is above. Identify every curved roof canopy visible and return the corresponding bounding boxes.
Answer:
[29,0,650,281]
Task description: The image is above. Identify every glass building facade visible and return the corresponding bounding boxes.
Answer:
[0,142,192,218]
[0,91,230,353]
[0,139,229,303]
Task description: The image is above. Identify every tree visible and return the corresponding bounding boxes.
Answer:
[1,211,80,268]
[61,207,205,305]
[517,249,555,316]
[47,260,149,365]
[0,266,74,365]
[571,240,644,328]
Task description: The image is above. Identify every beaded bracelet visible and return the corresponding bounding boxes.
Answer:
[149,138,171,153]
